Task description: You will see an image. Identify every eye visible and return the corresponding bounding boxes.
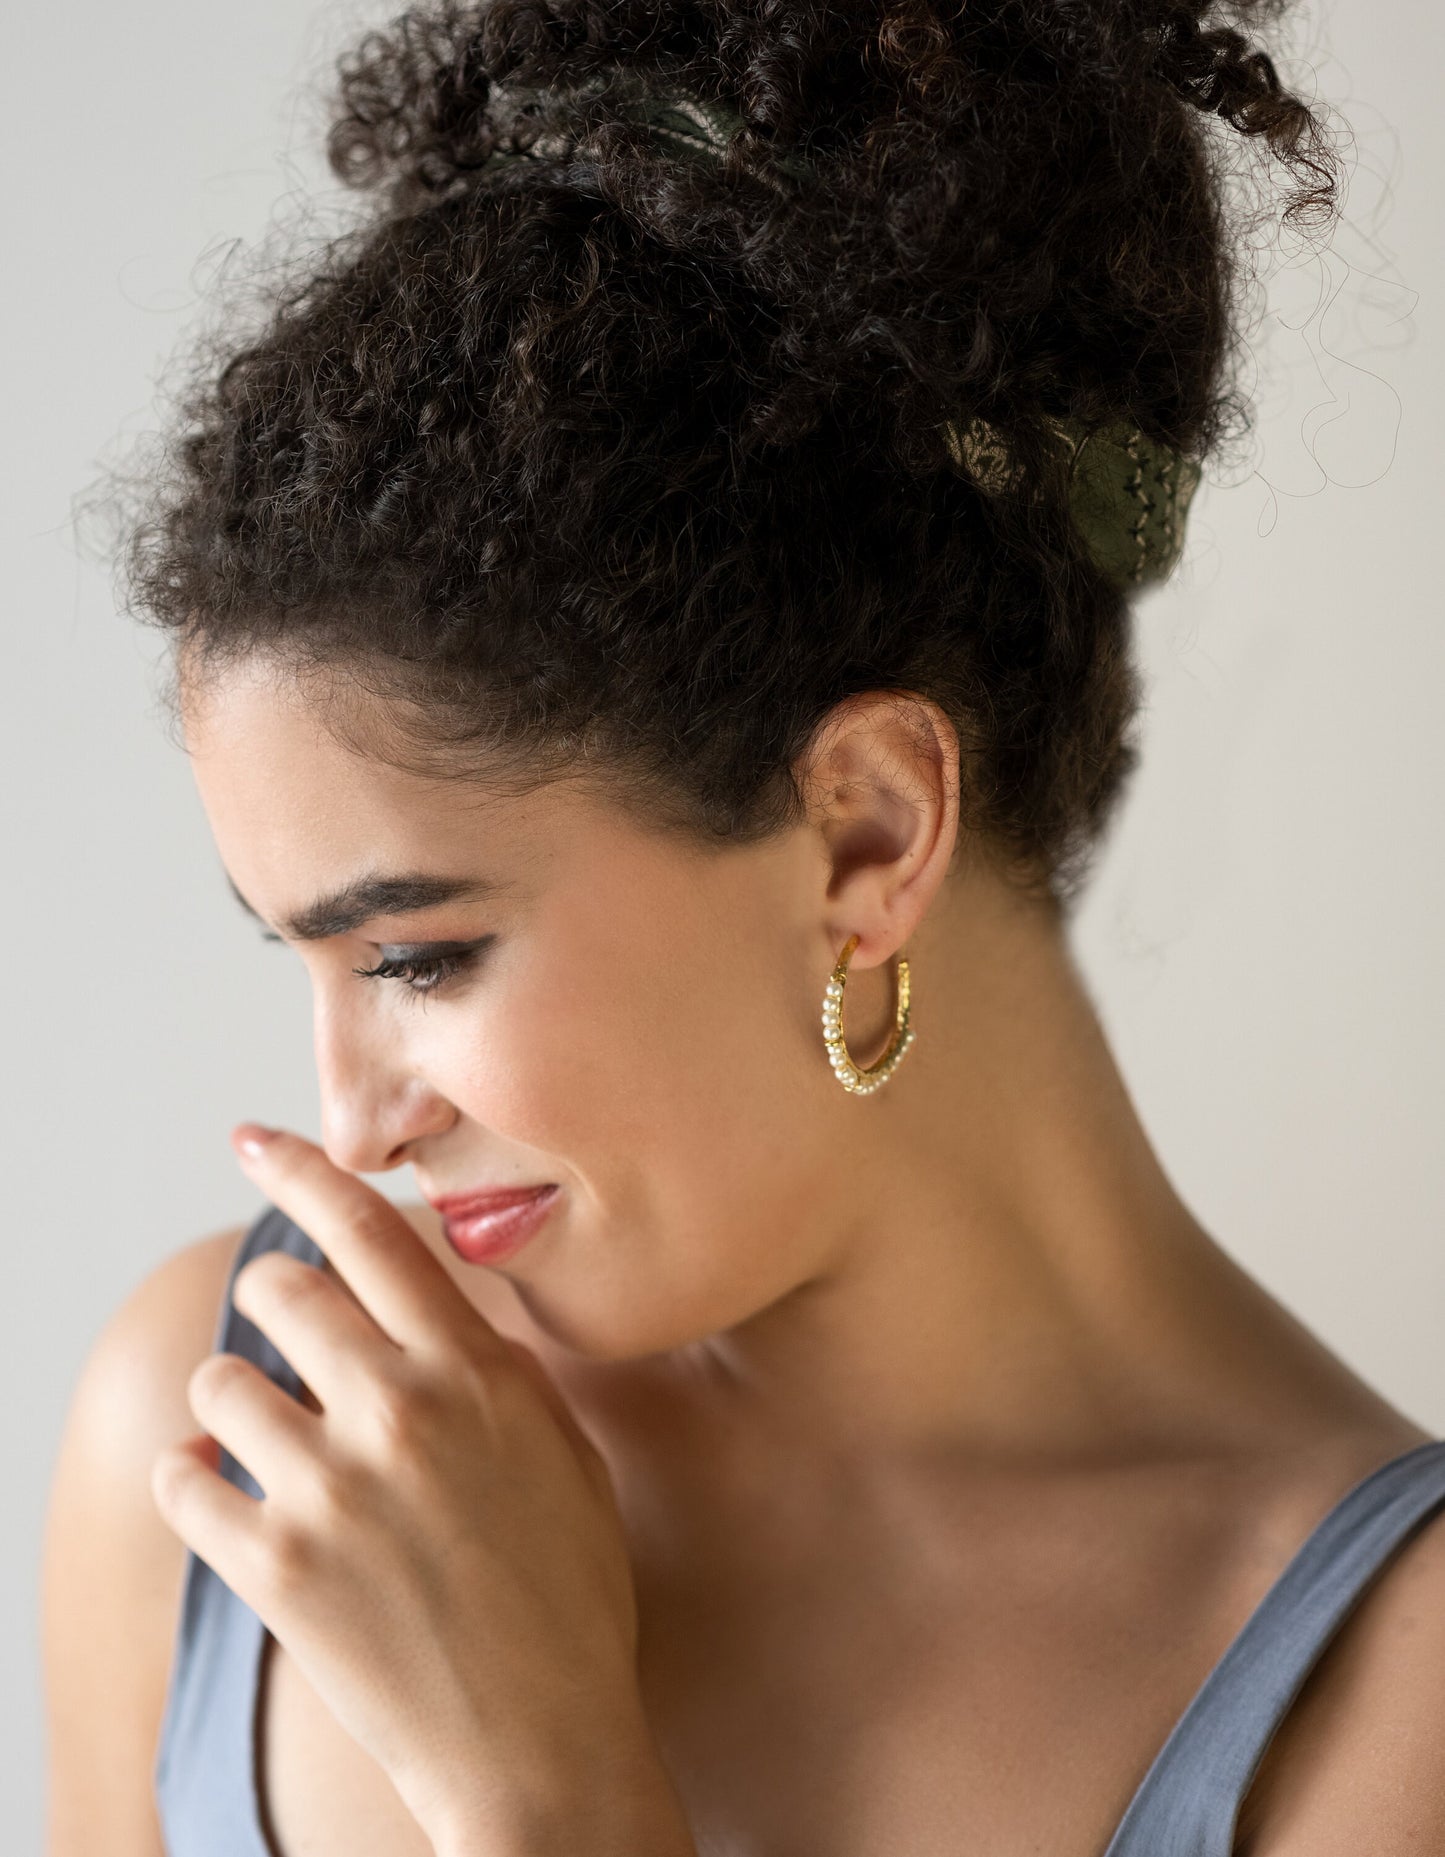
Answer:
[350,942,491,999]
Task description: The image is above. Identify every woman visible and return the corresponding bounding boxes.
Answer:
[41,3,1445,1855]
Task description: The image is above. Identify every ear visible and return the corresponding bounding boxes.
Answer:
[797,690,961,969]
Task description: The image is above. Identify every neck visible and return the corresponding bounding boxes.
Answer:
[662,871,1356,1472]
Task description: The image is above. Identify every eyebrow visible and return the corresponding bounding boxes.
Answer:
[225,869,509,942]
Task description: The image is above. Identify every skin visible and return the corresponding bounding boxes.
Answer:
[165,647,1439,1856]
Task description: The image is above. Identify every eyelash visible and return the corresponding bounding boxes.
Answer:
[350,945,489,998]
[257,930,491,1000]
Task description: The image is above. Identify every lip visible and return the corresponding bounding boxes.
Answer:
[426,1183,558,1218]
[428,1184,559,1267]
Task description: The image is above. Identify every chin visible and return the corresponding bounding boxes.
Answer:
[506,1275,759,1366]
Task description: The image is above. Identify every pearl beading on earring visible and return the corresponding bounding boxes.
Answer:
[822,932,916,1095]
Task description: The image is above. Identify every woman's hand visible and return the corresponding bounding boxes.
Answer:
[151,1124,691,1857]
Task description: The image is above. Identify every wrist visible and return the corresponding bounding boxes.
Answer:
[429,1704,695,1857]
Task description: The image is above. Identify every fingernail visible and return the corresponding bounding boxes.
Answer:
[232,1124,281,1160]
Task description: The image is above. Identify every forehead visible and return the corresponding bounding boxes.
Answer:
[180,655,557,908]
[184,654,454,816]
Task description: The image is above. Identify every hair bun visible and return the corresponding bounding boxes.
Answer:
[119,0,1342,907]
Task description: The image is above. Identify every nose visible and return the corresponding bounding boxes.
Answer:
[313,983,455,1174]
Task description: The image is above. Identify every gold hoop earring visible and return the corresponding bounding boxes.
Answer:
[821,933,916,1095]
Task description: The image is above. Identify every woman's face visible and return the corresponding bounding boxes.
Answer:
[183,654,874,1362]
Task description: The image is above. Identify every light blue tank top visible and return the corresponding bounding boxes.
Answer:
[154,1203,1445,1857]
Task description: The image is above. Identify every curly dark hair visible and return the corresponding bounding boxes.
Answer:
[119,0,1340,910]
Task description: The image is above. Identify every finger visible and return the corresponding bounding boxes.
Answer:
[151,1430,267,1586]
[232,1127,496,1359]
[232,1248,398,1414]
[500,1338,614,1493]
[186,1348,324,1503]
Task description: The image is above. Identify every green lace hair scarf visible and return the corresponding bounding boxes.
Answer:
[481,85,1202,590]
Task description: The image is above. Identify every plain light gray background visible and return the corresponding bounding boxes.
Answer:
[5,0,1441,1836]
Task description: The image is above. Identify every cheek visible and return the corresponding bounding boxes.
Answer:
[435,901,831,1197]
[441,938,750,1154]
[451,925,841,1356]
[536,924,832,1231]
[430,965,588,1143]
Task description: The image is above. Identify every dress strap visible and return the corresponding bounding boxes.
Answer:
[210,1206,326,1498]
[1103,1438,1445,1857]
[153,1204,326,1857]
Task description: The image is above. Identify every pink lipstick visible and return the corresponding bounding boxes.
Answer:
[432,1185,559,1266]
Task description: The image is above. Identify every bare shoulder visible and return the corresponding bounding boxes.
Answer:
[61,1224,244,1451]
[42,1220,247,1617]
[41,1220,250,1855]
[1235,1435,1445,1857]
